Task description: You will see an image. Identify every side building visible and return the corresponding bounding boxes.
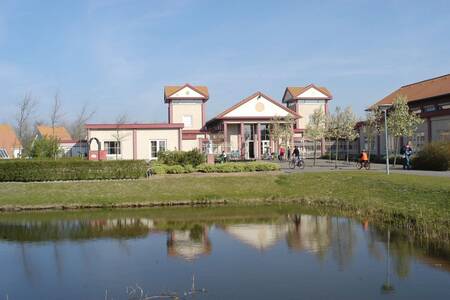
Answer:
[360,74,450,157]
[86,84,207,160]
[0,124,22,159]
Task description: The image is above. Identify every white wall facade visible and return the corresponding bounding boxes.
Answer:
[88,128,180,160]
[172,101,203,130]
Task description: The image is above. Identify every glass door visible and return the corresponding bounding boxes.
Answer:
[150,140,167,160]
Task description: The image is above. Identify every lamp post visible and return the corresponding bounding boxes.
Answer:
[379,105,392,175]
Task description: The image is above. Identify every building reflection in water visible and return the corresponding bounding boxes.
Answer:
[285,214,332,258]
[223,223,288,251]
[166,224,212,261]
[0,213,449,283]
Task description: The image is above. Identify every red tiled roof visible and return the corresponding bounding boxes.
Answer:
[370,74,450,109]
[0,124,22,157]
[37,125,72,140]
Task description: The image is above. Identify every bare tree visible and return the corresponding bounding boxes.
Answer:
[305,108,326,166]
[50,92,64,136]
[15,93,37,156]
[111,113,129,160]
[70,104,95,157]
[48,92,66,159]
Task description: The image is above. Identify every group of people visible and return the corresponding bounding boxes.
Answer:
[277,146,301,161]
[359,142,414,170]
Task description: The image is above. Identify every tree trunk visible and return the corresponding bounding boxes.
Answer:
[393,136,399,168]
[346,140,349,165]
[313,140,317,166]
[335,139,339,169]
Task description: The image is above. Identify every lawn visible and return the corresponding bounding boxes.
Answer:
[1,172,449,239]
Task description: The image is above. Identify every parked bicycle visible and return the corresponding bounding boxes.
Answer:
[289,157,305,169]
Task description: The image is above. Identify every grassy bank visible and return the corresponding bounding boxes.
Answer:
[1,172,449,240]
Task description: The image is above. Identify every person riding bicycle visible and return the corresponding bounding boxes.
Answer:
[292,146,300,161]
[359,149,368,164]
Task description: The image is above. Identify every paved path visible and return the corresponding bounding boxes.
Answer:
[277,159,450,178]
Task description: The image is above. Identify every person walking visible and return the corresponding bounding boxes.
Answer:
[405,143,413,170]
[287,146,291,160]
[279,146,285,161]
[400,144,407,170]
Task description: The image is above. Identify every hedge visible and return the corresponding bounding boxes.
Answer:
[413,142,450,171]
[157,149,205,166]
[150,161,280,175]
[0,160,148,182]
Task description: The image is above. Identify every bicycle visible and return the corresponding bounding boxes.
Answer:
[355,160,370,170]
[289,157,305,169]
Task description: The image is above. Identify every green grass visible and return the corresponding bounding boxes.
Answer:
[0,172,449,240]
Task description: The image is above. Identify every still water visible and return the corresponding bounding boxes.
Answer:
[0,205,449,300]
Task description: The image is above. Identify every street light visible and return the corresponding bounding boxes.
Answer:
[379,104,392,175]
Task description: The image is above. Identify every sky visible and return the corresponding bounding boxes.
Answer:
[1,0,450,125]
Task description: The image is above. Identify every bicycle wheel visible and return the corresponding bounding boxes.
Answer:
[356,161,362,169]
[364,162,371,170]
[298,160,305,169]
[289,159,296,169]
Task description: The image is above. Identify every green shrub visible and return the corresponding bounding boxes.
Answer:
[195,162,280,173]
[0,159,148,182]
[165,165,187,174]
[413,142,450,171]
[157,149,205,166]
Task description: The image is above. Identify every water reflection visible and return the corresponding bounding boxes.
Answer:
[167,225,212,260]
[0,207,449,299]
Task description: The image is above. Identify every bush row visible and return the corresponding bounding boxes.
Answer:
[413,142,450,171]
[157,149,205,166]
[0,159,148,182]
[150,161,280,175]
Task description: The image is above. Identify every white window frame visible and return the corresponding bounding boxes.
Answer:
[182,115,193,128]
[150,139,167,160]
[104,141,121,156]
[0,148,9,159]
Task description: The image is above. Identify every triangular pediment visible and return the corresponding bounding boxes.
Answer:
[169,86,206,98]
[298,86,329,99]
[221,92,299,118]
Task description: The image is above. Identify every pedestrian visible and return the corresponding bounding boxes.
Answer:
[400,144,407,170]
[405,143,413,170]
[279,146,285,161]
[287,146,291,160]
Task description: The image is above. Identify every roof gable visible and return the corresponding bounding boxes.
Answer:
[164,84,209,102]
[285,84,332,102]
[215,92,300,119]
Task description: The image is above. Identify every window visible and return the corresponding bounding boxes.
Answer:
[260,124,270,141]
[104,141,121,155]
[150,140,167,159]
[0,148,8,159]
[182,115,193,128]
[423,105,436,112]
[438,102,450,110]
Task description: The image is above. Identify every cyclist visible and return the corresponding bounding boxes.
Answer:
[359,149,369,167]
[292,146,300,160]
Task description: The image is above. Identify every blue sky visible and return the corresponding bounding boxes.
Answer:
[1,0,450,124]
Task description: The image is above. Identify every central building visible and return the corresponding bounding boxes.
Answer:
[86,83,331,160]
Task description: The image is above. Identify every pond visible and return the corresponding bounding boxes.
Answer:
[0,205,449,300]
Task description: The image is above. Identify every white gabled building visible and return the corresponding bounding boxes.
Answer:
[86,83,333,160]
